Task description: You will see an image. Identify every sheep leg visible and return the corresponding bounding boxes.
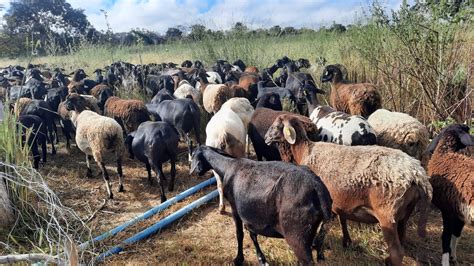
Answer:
[47,127,57,155]
[116,158,124,193]
[380,221,403,266]
[245,134,250,158]
[213,170,225,214]
[339,216,352,248]
[249,232,267,265]
[99,162,113,199]
[168,156,176,191]
[145,162,153,185]
[312,218,327,262]
[450,217,464,264]
[31,141,40,169]
[231,211,245,265]
[85,155,93,178]
[41,139,47,165]
[186,133,193,162]
[155,165,167,203]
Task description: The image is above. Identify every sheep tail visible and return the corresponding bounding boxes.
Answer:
[105,133,118,150]
[416,181,433,238]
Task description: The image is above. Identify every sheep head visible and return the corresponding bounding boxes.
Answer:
[64,93,87,112]
[264,114,319,146]
[428,124,473,154]
[321,65,344,83]
[70,69,87,82]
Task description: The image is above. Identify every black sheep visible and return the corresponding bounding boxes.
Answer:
[146,97,201,161]
[18,114,48,169]
[190,145,332,265]
[125,121,179,202]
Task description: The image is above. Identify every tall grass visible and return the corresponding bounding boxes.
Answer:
[0,108,92,263]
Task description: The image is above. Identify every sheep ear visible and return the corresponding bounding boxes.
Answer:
[459,132,474,146]
[283,125,296,144]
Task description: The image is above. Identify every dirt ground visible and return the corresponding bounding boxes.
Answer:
[36,139,473,265]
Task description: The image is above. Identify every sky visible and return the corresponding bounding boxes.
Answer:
[0,0,407,33]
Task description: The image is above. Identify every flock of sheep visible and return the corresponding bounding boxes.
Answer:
[0,56,472,265]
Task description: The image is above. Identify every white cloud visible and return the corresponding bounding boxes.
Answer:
[1,0,410,33]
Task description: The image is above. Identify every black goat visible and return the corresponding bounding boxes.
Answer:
[255,92,282,110]
[150,89,175,104]
[146,97,201,161]
[125,121,179,202]
[190,145,332,265]
[145,75,174,97]
[256,81,296,105]
[18,114,48,169]
[21,100,57,154]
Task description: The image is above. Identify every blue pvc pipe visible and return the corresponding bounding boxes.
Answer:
[96,190,219,262]
[79,177,216,250]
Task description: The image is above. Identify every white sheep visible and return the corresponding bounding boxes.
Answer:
[368,108,429,159]
[195,71,222,90]
[221,97,254,155]
[173,80,202,105]
[65,93,126,199]
[205,108,246,214]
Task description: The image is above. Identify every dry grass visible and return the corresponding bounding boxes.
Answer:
[5,136,472,265]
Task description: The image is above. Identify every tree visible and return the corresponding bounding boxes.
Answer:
[269,25,282,36]
[231,22,248,34]
[3,0,93,36]
[165,27,183,40]
[188,24,207,41]
[281,26,297,35]
[2,0,96,55]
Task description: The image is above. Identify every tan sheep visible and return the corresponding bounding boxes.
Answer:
[368,109,429,159]
[64,93,126,199]
[265,114,432,266]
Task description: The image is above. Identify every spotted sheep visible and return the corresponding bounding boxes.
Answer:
[303,81,377,146]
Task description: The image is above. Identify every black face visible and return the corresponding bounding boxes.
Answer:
[189,149,212,176]
[321,68,333,83]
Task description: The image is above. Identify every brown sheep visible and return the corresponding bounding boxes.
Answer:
[196,71,232,114]
[244,66,259,73]
[265,114,432,266]
[426,124,473,265]
[321,65,381,118]
[104,96,150,134]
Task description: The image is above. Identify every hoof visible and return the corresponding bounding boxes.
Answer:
[161,196,167,203]
[109,193,114,200]
[317,253,325,262]
[233,256,244,266]
[219,205,226,215]
[168,184,174,192]
[86,169,93,178]
[342,238,352,248]
[118,185,124,192]
[52,149,57,155]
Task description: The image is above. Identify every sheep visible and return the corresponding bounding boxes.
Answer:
[304,82,377,146]
[190,145,332,264]
[221,97,254,155]
[321,64,381,118]
[104,96,150,134]
[195,71,222,91]
[368,109,429,159]
[64,93,125,199]
[256,81,296,105]
[425,124,473,266]
[90,84,114,112]
[125,121,179,202]
[18,114,48,169]
[173,80,202,105]
[146,97,201,161]
[205,108,246,213]
[248,108,311,161]
[255,92,282,110]
[196,70,232,114]
[264,114,433,265]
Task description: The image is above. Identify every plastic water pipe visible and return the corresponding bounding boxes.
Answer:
[96,190,219,262]
[79,177,216,250]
